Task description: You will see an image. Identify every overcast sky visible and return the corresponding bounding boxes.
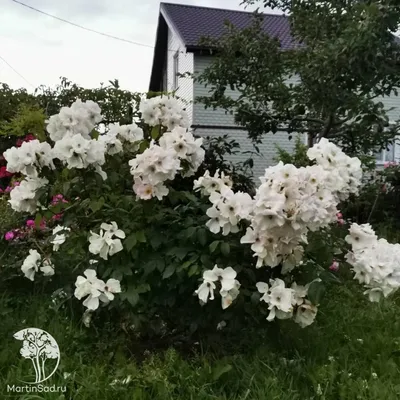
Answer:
[0,0,267,93]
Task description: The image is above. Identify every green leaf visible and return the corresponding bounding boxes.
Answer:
[124,288,139,306]
[111,270,124,281]
[137,283,151,294]
[62,181,70,194]
[163,264,176,279]
[91,129,100,139]
[136,230,146,243]
[61,168,69,179]
[151,126,160,140]
[50,203,63,214]
[120,266,133,276]
[319,270,342,284]
[251,291,261,304]
[43,210,53,220]
[102,267,113,278]
[166,247,190,261]
[209,241,220,253]
[188,264,198,277]
[200,254,213,268]
[125,233,137,252]
[197,229,207,246]
[144,258,164,275]
[185,226,196,238]
[220,242,230,256]
[89,197,105,213]
[139,140,149,153]
[212,363,232,381]
[307,281,326,305]
[150,232,164,249]
[168,189,179,205]
[184,192,198,203]
[34,213,43,228]
[179,260,194,271]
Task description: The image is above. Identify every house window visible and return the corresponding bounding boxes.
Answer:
[374,143,395,164]
[173,51,179,90]
[374,121,397,164]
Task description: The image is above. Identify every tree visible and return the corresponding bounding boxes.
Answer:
[34,77,142,126]
[0,78,143,161]
[14,328,59,383]
[196,0,400,154]
[0,78,142,133]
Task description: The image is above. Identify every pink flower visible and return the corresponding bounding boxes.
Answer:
[14,229,25,239]
[384,162,390,168]
[329,260,339,272]
[51,194,69,206]
[0,166,13,178]
[26,218,46,229]
[26,219,35,228]
[4,231,15,241]
[336,212,344,225]
[16,133,35,147]
[51,213,63,222]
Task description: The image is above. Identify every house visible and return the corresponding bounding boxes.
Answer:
[149,2,400,177]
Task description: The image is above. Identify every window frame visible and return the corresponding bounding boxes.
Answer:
[374,121,397,165]
[374,144,396,164]
[173,51,179,90]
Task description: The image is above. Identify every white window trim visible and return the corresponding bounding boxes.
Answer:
[173,51,179,90]
[375,147,395,165]
[375,121,398,165]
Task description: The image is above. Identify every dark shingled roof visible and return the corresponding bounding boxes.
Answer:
[150,2,399,90]
[161,2,298,50]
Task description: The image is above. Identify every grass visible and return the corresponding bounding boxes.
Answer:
[0,282,400,399]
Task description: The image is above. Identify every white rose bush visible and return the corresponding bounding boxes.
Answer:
[2,94,400,336]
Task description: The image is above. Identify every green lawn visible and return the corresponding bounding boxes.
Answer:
[1,283,400,399]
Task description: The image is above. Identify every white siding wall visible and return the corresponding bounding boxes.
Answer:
[193,55,299,176]
[378,94,400,123]
[374,94,400,162]
[166,27,194,127]
[193,127,300,179]
[193,56,240,127]
[193,55,400,165]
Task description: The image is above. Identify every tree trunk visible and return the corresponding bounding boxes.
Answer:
[307,132,315,148]
[31,358,39,383]
[41,358,46,381]
[35,354,41,383]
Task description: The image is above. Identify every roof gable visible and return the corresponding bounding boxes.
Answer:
[160,2,298,51]
[150,2,400,91]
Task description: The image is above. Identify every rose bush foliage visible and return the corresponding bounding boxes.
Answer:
[2,95,399,336]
